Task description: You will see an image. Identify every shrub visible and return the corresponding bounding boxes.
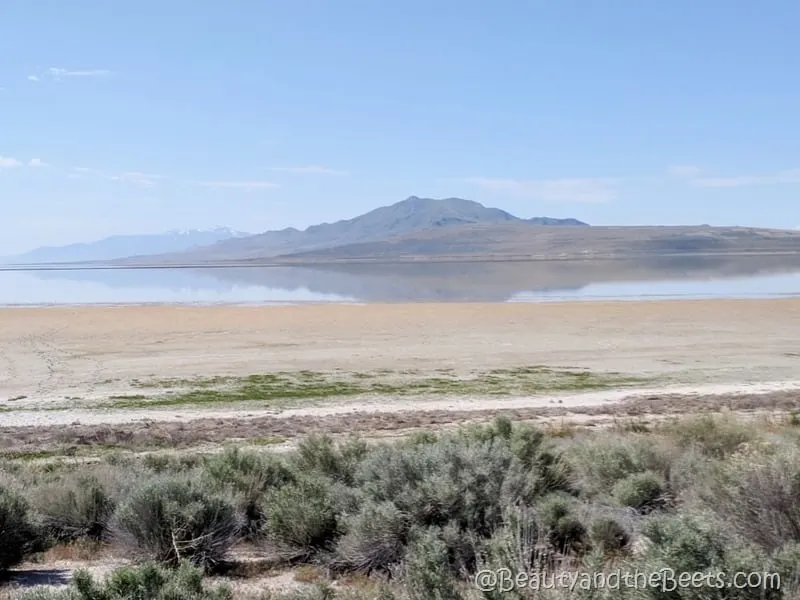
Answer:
[334,501,409,573]
[565,434,672,497]
[103,451,136,469]
[203,447,294,536]
[638,513,729,574]
[407,431,438,446]
[34,475,117,542]
[480,505,544,578]
[702,447,800,551]
[666,446,715,500]
[507,423,546,465]
[114,477,240,570]
[402,528,465,600]
[772,543,800,595]
[589,517,630,554]
[204,448,294,493]
[293,435,367,486]
[263,474,338,552]
[356,432,568,543]
[536,492,569,525]
[491,415,514,439]
[660,414,755,459]
[143,453,203,474]
[0,485,42,573]
[536,494,588,555]
[16,561,233,600]
[631,513,789,600]
[509,424,574,496]
[549,517,588,557]
[612,471,665,512]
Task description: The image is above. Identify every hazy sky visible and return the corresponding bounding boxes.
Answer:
[2,1,799,254]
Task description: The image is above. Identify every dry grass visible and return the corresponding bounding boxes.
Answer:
[292,565,325,584]
[29,541,108,563]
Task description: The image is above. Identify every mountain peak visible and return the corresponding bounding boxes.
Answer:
[392,197,588,226]
[397,196,484,209]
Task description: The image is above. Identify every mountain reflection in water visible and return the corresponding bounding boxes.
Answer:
[2,255,800,305]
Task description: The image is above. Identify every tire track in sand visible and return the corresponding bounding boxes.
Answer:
[0,345,19,390]
[17,326,105,401]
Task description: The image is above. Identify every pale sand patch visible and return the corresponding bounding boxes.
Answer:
[1,300,799,418]
[3,381,800,428]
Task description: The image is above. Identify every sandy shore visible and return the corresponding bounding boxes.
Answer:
[0,299,798,400]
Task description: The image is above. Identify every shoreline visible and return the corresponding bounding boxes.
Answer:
[1,291,800,309]
[3,247,800,272]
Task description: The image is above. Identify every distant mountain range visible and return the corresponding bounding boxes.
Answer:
[2,197,586,266]
[3,227,251,265]
[6,196,800,266]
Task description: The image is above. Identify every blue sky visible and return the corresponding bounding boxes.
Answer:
[1,0,799,254]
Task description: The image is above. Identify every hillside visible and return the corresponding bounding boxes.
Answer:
[274,223,800,262]
[4,228,251,265]
[117,197,587,264]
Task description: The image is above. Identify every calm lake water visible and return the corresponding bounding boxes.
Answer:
[2,257,800,305]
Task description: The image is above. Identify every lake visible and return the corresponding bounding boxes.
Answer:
[1,256,800,306]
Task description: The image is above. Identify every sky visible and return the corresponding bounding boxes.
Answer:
[1,0,799,255]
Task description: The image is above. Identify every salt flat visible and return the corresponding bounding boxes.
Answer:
[1,300,799,415]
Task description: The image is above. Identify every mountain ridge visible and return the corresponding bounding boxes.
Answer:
[116,196,588,264]
[6,195,800,266]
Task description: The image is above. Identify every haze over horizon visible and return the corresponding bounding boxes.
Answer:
[2,1,799,255]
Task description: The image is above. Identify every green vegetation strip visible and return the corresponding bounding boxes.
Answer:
[110,366,650,409]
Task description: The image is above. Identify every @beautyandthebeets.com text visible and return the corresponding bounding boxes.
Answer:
[474,568,781,593]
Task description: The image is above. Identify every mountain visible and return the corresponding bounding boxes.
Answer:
[9,195,799,266]
[118,197,587,264]
[4,227,251,265]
